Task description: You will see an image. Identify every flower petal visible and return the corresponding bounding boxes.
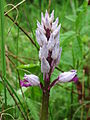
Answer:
[51,17,58,31]
[54,47,62,66]
[58,70,77,83]
[41,12,45,26]
[53,24,61,38]
[36,30,42,46]
[20,74,40,87]
[47,34,55,51]
[49,10,54,23]
[39,44,48,59]
[44,10,51,29]
[37,20,45,33]
[36,29,47,46]
[51,43,60,60]
[45,10,49,20]
[39,31,47,45]
[41,57,50,73]
[72,76,78,83]
[20,80,31,87]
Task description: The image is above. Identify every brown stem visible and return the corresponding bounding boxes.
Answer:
[48,0,51,13]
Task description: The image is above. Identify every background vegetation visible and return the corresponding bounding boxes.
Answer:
[0,0,90,120]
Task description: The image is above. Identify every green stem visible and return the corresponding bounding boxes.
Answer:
[15,26,19,118]
[0,0,7,106]
[40,90,50,120]
[40,76,50,120]
[71,83,73,120]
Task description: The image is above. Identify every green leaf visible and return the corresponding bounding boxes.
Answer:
[0,0,7,106]
[51,68,60,82]
[4,77,26,114]
[0,81,3,91]
[1,90,15,106]
[60,31,75,47]
[75,0,88,32]
[17,63,42,81]
[61,50,73,67]
[72,36,83,61]
[27,98,40,120]
[65,15,76,22]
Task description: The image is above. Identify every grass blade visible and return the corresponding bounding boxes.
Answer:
[0,0,7,106]
[4,77,26,114]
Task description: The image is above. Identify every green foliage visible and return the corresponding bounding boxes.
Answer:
[0,0,7,106]
[0,0,90,120]
[27,98,40,120]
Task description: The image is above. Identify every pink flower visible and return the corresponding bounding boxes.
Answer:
[58,70,77,83]
[20,74,40,87]
[20,10,78,89]
[36,10,61,75]
[49,70,78,89]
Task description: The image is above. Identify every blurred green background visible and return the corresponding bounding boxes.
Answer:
[0,0,90,120]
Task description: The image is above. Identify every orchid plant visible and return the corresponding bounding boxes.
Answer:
[20,10,78,120]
